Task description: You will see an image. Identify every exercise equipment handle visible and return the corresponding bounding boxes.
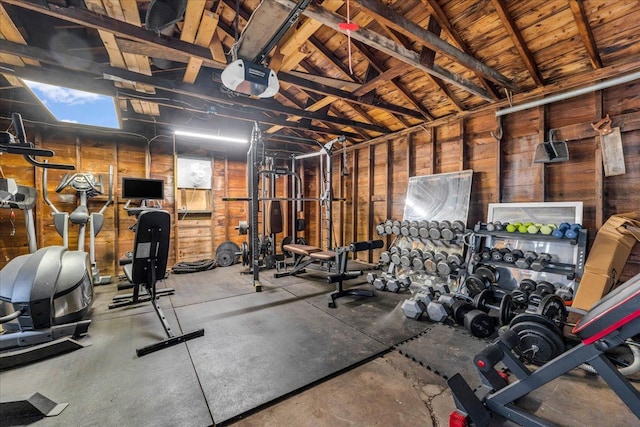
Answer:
[10,113,75,170]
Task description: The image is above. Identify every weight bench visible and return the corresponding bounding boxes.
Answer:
[276,239,384,307]
[110,210,204,357]
[448,272,640,426]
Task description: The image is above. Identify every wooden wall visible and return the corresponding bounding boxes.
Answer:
[332,83,640,281]
[1,81,639,283]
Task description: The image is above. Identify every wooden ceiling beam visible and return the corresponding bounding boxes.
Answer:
[568,0,602,69]
[0,39,387,134]
[349,0,517,91]
[419,0,499,99]
[308,36,362,83]
[0,3,38,66]
[275,0,494,101]
[490,0,544,87]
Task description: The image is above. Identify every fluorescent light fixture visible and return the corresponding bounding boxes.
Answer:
[174,129,247,144]
[22,79,120,129]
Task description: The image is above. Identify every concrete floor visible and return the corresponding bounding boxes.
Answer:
[1,263,639,427]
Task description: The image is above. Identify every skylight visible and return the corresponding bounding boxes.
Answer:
[22,79,120,129]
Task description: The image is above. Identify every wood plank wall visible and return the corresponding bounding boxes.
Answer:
[332,83,640,281]
[1,81,639,283]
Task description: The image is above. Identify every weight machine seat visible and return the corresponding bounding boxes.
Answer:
[282,244,322,257]
[573,272,640,345]
[309,251,336,261]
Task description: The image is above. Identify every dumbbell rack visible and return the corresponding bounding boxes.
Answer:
[469,225,587,281]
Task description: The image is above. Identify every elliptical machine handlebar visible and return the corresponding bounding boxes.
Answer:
[3,113,75,170]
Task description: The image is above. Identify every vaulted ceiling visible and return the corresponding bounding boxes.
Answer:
[1,0,639,150]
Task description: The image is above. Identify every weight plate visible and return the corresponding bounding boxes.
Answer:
[473,289,492,311]
[509,313,564,339]
[241,242,250,266]
[511,321,564,365]
[281,236,293,257]
[499,293,517,326]
[216,250,235,267]
[216,241,241,256]
[519,278,537,293]
[264,254,276,269]
[536,294,568,326]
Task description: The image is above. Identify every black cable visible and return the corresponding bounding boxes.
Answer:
[171,259,217,274]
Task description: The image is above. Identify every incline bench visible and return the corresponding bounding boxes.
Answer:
[276,239,384,307]
[448,272,640,426]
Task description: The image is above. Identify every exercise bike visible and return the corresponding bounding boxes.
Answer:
[43,163,113,285]
[0,113,93,370]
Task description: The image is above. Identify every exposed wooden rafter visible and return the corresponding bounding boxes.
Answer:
[274,0,495,101]
[490,0,544,87]
[568,0,602,69]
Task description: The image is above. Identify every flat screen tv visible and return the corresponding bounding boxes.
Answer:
[121,177,165,200]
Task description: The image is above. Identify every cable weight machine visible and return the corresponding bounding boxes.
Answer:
[224,122,346,291]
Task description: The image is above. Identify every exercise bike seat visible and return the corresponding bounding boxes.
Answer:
[573,272,640,344]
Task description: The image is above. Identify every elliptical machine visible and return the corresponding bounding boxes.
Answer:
[43,164,113,284]
[0,113,93,370]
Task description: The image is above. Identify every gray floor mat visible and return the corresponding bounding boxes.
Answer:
[396,323,490,390]
[175,287,389,424]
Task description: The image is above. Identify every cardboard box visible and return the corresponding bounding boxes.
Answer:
[572,211,640,311]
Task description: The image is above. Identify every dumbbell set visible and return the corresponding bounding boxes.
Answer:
[366,272,411,293]
[376,219,466,241]
[475,221,584,239]
[380,246,465,278]
[401,284,510,339]
[472,248,560,271]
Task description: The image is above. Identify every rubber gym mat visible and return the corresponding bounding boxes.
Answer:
[175,287,389,425]
[0,310,213,427]
[396,323,491,390]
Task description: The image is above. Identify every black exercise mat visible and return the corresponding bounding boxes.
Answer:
[396,323,490,390]
[175,287,389,425]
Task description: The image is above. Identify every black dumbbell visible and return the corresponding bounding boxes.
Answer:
[463,274,491,296]
[515,251,537,269]
[464,309,496,338]
[503,249,523,264]
[451,299,474,325]
[480,250,493,262]
[530,253,552,271]
[528,281,556,307]
[474,265,500,284]
[491,248,510,262]
[511,278,537,305]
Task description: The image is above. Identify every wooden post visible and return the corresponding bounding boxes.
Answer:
[429,127,436,174]
[594,90,604,228]
[536,105,547,201]
[386,140,394,250]
[459,118,465,171]
[367,145,375,263]
[351,148,359,253]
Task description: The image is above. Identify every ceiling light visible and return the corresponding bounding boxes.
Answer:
[174,130,247,144]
